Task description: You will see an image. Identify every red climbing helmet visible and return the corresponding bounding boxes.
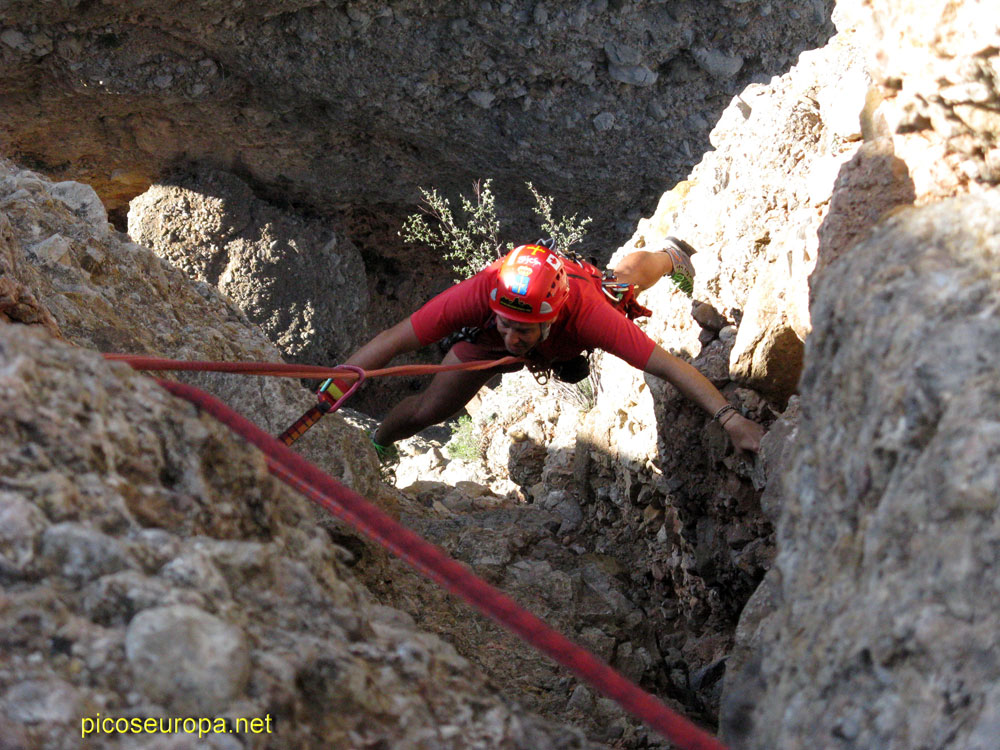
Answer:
[488,244,570,323]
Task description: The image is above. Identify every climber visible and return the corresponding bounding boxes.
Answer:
[336,238,765,461]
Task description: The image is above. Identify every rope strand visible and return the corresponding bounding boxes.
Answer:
[103,353,524,380]
[154,376,728,750]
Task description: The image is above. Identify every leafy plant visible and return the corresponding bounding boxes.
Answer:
[526,182,592,254]
[400,179,592,280]
[446,414,480,461]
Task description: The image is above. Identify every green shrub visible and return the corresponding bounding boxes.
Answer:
[526,182,591,254]
[446,415,480,461]
[400,179,592,281]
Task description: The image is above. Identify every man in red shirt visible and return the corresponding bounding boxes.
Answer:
[343,239,765,457]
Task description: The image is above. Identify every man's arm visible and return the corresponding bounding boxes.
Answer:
[643,344,765,452]
[345,317,423,370]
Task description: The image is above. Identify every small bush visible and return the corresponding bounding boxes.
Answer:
[400,179,592,280]
[446,415,480,461]
[526,182,591,253]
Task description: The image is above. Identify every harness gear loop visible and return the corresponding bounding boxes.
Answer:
[437,325,482,354]
[279,365,366,446]
[560,256,652,322]
[526,361,551,385]
[601,277,653,320]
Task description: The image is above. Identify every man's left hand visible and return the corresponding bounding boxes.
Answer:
[722,413,766,453]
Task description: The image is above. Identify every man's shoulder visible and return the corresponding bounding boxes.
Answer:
[447,262,500,295]
[565,269,608,308]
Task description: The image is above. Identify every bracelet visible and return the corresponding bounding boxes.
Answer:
[720,410,741,427]
[713,404,738,423]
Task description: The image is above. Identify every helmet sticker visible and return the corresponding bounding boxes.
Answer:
[545,253,563,270]
[509,274,530,295]
[498,296,534,314]
[516,265,533,276]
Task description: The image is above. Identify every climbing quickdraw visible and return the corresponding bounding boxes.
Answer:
[278,365,365,446]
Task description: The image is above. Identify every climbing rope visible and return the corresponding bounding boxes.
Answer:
[103,353,527,446]
[102,354,524,381]
[153,376,729,750]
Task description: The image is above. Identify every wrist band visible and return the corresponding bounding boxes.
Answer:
[713,404,738,423]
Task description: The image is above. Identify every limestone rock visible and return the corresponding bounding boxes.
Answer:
[814,136,916,276]
[48,181,109,236]
[613,29,874,411]
[2,680,86,725]
[837,0,1000,197]
[0,273,62,334]
[691,48,744,79]
[128,168,371,364]
[722,190,1000,748]
[0,1,834,250]
[125,605,250,714]
[0,157,384,503]
[608,63,658,87]
[381,485,665,744]
[0,326,600,749]
[0,495,49,574]
[39,523,135,584]
[729,272,805,408]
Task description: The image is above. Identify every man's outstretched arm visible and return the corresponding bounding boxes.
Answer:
[345,317,423,370]
[643,344,765,452]
[348,320,496,446]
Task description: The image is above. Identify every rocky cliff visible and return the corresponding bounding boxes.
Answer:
[2,0,999,748]
[716,2,1000,747]
[0,159,611,749]
[0,0,834,249]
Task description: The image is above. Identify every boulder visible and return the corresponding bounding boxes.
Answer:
[128,168,370,365]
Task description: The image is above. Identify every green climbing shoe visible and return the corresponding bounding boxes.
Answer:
[662,236,696,297]
[370,433,400,482]
[371,435,399,465]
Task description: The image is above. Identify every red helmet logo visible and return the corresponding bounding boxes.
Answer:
[489,245,570,323]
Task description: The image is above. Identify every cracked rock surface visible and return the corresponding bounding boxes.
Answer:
[0,0,834,248]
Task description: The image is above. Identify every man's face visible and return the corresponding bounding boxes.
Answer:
[495,315,542,356]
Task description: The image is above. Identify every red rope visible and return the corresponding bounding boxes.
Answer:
[156,377,727,750]
[103,354,524,380]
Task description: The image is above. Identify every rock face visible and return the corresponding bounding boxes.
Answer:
[0,326,600,749]
[0,157,388,501]
[0,0,834,247]
[127,167,370,365]
[612,27,902,408]
[372,485,678,747]
[721,189,1000,750]
[714,2,1000,747]
[479,20,887,726]
[0,154,654,749]
[839,0,1000,199]
[1,157,616,747]
[420,1,997,742]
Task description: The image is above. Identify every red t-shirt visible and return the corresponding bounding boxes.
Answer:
[410,258,657,371]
